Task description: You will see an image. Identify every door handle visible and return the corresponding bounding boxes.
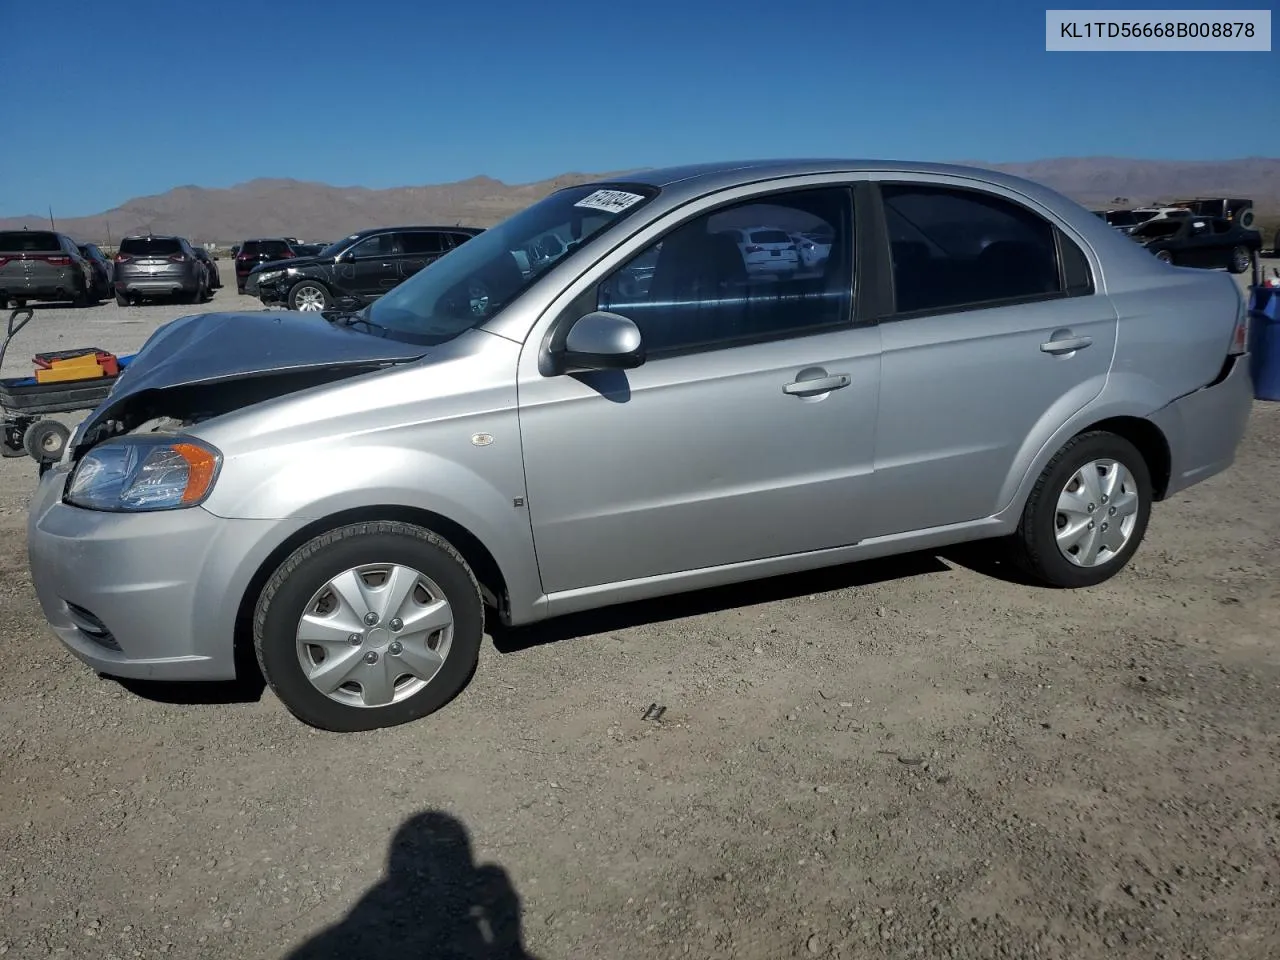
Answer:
[783,374,851,396]
[1040,335,1093,355]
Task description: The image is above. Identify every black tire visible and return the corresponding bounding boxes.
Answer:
[253,520,484,732]
[1008,431,1153,589]
[288,280,332,312]
[22,419,70,463]
[115,291,129,307]
[1227,245,1252,275]
[1237,207,1255,230]
[236,284,246,296]
[74,283,95,307]
[1154,249,1173,264]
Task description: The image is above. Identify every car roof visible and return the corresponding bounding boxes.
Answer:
[121,234,183,240]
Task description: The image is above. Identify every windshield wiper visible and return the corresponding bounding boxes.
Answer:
[322,307,386,332]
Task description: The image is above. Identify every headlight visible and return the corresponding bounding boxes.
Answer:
[65,436,221,512]
[255,269,285,284]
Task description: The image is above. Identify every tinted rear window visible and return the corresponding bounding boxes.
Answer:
[241,240,292,257]
[749,230,792,244]
[0,231,61,252]
[120,237,182,256]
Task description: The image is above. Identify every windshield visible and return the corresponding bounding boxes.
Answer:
[364,184,656,344]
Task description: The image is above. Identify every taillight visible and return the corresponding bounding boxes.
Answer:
[744,245,762,254]
[1228,294,1249,356]
[115,254,132,263]
[169,253,187,262]
[282,250,295,258]
[43,255,71,265]
[0,256,8,267]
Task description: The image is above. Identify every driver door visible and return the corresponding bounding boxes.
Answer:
[517,185,881,596]
[343,232,401,298]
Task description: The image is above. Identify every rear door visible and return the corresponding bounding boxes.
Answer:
[395,230,449,281]
[864,178,1117,538]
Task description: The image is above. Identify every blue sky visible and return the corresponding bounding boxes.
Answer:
[0,0,1274,217]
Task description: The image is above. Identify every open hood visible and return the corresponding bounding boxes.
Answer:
[74,310,428,454]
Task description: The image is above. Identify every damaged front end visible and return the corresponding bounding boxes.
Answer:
[68,310,431,461]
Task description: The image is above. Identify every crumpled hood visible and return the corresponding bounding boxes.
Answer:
[76,309,428,445]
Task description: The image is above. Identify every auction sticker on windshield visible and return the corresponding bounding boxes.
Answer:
[574,189,646,214]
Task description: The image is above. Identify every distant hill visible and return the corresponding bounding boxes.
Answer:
[2,158,1277,246]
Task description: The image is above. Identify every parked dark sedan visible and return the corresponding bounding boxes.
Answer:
[235,238,296,293]
[1129,215,1262,273]
[77,242,115,300]
[251,225,483,311]
[113,234,208,305]
[0,230,97,307]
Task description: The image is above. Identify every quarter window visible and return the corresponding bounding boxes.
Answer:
[595,187,854,355]
[880,183,1065,314]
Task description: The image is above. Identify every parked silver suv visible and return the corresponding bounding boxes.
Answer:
[27,160,1254,731]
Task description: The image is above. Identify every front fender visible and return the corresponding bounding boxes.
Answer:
[202,443,545,624]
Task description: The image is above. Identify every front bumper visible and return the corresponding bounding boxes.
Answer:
[1149,352,1254,498]
[27,465,306,681]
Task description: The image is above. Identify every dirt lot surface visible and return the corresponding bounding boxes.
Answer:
[1,263,1278,960]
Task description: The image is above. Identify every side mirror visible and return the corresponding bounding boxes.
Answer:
[556,310,645,373]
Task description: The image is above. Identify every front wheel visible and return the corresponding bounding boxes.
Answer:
[1154,249,1173,264]
[254,521,485,732]
[1008,431,1152,588]
[289,280,332,312]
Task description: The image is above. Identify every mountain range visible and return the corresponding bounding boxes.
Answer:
[3,158,1277,246]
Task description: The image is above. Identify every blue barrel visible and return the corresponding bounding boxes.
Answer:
[1248,286,1280,401]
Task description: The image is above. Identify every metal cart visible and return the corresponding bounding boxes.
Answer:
[0,307,129,470]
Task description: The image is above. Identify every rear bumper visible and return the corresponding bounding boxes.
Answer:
[115,273,199,295]
[1150,352,1254,498]
[0,267,84,299]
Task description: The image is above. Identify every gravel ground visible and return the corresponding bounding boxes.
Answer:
[0,264,1278,960]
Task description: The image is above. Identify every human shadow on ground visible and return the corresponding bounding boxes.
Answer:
[284,810,540,960]
[490,550,954,653]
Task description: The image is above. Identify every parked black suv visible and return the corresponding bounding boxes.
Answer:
[251,225,483,311]
[235,238,296,294]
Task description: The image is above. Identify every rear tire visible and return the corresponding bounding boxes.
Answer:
[253,521,485,732]
[1008,431,1152,588]
[114,292,129,307]
[22,419,70,463]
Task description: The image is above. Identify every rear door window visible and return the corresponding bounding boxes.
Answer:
[399,231,448,255]
[242,239,293,259]
[119,237,183,257]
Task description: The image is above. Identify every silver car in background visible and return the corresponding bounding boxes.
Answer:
[27,159,1254,732]
[112,234,207,306]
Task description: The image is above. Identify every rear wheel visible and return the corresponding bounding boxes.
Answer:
[22,419,70,463]
[1227,245,1252,274]
[114,291,129,307]
[1008,431,1152,588]
[289,280,332,312]
[254,521,485,732]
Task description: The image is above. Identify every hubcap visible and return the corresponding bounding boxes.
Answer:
[1054,459,1140,568]
[295,286,326,311]
[1232,247,1249,272]
[295,563,454,708]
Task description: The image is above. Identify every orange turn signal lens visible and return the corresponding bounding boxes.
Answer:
[172,442,220,503]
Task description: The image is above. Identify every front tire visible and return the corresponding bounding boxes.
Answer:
[1227,245,1251,274]
[1008,431,1152,588]
[1154,249,1173,264]
[288,280,332,312]
[253,521,484,732]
